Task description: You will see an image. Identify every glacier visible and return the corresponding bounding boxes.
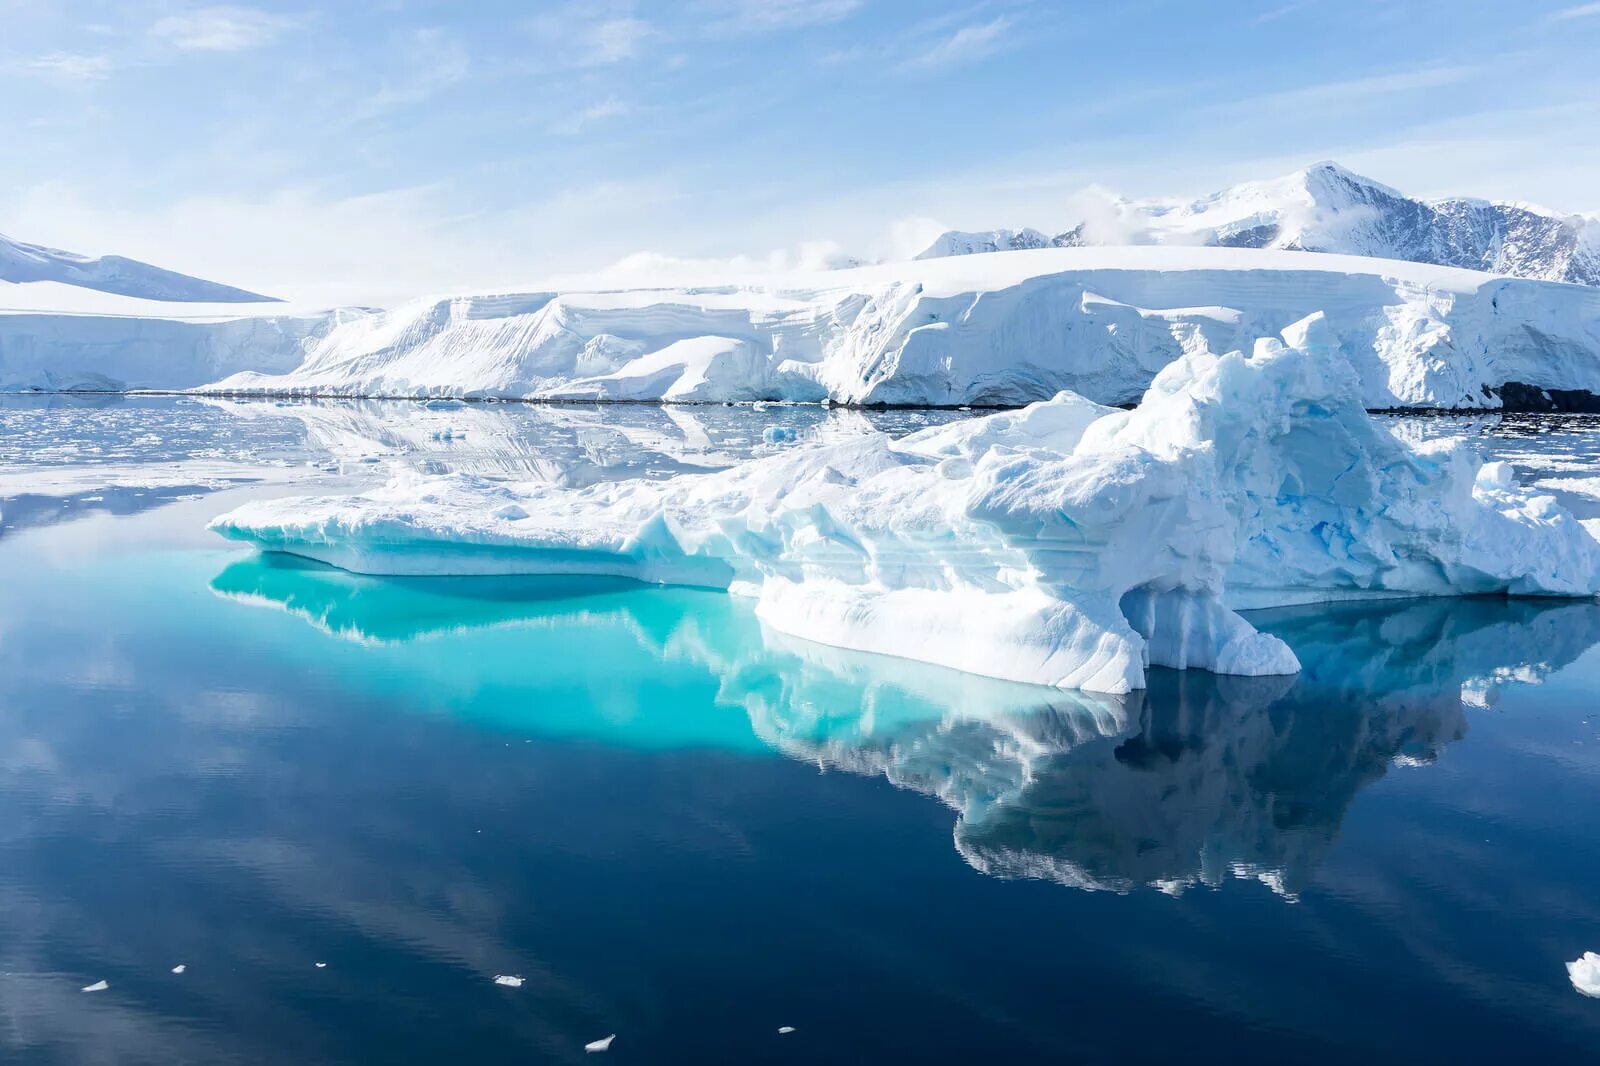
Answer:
[0,287,362,392]
[211,329,1600,694]
[189,246,1600,410]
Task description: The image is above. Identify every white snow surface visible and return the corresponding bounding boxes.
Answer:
[0,231,278,303]
[194,246,1600,409]
[211,329,1600,693]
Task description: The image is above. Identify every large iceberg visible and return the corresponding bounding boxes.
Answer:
[212,326,1600,693]
[194,246,1600,409]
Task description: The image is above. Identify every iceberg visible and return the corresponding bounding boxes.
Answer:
[1569,953,1600,998]
[212,328,1600,693]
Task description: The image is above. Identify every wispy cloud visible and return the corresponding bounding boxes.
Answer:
[525,6,654,66]
[696,0,863,33]
[149,6,295,52]
[552,97,631,135]
[28,52,112,84]
[1549,1,1600,18]
[360,27,470,115]
[1223,64,1480,111]
[898,15,1012,71]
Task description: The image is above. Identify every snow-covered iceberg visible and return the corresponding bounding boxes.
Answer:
[194,246,1600,409]
[212,328,1600,693]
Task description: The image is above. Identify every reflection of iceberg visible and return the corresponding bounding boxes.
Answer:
[195,396,942,486]
[211,553,648,644]
[211,554,1600,897]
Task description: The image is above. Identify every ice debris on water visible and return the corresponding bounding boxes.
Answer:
[171,964,186,975]
[778,1026,796,1034]
[585,1034,616,1053]
[82,980,108,993]
[494,975,524,988]
[1568,952,1600,997]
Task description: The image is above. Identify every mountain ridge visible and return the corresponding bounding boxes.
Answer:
[917,162,1600,286]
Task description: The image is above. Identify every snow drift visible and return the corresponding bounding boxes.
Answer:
[196,246,1600,409]
[211,328,1600,693]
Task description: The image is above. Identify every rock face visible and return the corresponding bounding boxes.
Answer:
[919,162,1600,287]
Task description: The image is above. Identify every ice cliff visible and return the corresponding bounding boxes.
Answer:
[211,327,1600,693]
[192,247,1600,409]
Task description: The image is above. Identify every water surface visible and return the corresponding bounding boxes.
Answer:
[3,396,1600,1063]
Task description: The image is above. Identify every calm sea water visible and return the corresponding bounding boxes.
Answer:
[3,395,1600,1064]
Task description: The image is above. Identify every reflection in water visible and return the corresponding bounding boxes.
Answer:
[214,555,1600,898]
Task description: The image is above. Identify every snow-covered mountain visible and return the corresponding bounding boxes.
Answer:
[0,231,279,303]
[918,162,1600,286]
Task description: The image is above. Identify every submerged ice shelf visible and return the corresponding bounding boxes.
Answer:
[212,325,1600,693]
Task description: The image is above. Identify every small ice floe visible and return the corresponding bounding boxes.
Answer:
[314,962,327,969]
[585,1034,616,1053]
[778,1026,796,1034]
[171,965,186,975]
[493,975,524,988]
[762,426,799,445]
[82,980,109,993]
[1568,952,1600,997]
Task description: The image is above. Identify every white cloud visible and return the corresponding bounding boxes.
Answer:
[1550,2,1600,18]
[149,6,294,52]
[898,15,1012,71]
[28,52,112,84]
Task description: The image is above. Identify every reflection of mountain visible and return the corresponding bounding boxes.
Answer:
[214,556,1600,898]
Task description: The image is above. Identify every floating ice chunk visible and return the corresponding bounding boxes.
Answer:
[1569,953,1600,997]
[212,328,1600,693]
[314,962,327,969]
[763,426,799,444]
[585,1034,616,1053]
[494,975,524,988]
[171,964,186,975]
[778,1026,796,1034]
[82,980,108,992]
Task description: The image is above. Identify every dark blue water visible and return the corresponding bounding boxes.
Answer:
[4,399,1600,1063]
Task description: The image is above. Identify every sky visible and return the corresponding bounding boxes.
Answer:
[4,0,1600,304]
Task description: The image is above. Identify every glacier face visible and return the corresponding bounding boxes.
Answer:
[0,231,279,303]
[0,305,360,392]
[191,247,1600,409]
[211,333,1600,694]
[921,162,1600,287]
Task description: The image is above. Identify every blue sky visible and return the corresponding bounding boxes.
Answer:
[4,0,1600,303]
